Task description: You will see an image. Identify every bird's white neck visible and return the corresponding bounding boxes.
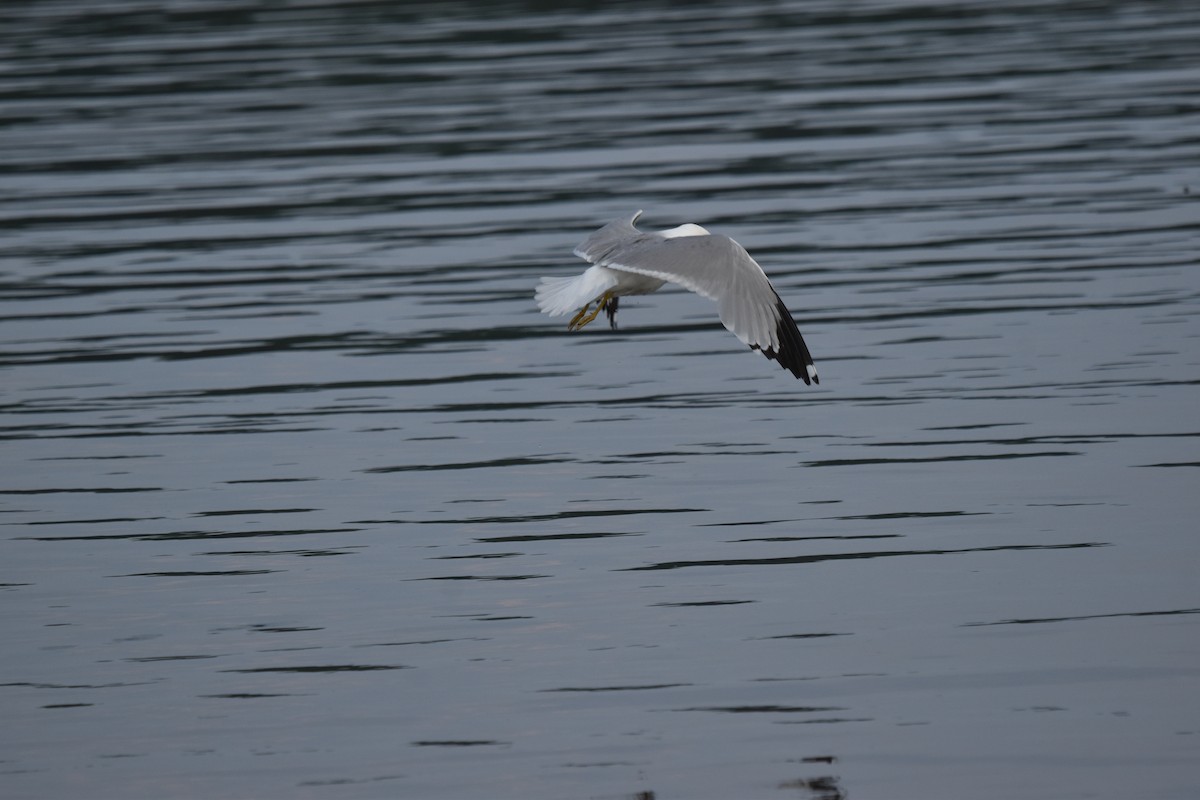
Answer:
[659,223,710,239]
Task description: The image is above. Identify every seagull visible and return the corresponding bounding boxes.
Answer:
[535,210,819,384]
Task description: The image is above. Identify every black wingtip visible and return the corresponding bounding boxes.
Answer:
[761,294,817,384]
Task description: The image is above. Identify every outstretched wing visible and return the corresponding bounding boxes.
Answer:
[575,217,817,383]
[573,210,643,262]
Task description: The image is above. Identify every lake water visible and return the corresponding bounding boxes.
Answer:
[2,1,1199,798]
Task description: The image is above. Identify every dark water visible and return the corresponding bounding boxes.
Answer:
[3,1,1199,798]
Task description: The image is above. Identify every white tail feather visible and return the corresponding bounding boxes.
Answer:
[535,275,587,317]
[535,266,619,317]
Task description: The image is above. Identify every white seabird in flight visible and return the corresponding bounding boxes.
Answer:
[535,210,819,384]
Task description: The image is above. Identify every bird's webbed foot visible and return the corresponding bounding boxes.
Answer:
[567,292,613,331]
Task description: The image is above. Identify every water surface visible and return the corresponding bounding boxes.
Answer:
[3,2,1199,798]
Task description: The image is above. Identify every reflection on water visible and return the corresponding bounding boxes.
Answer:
[2,1,1199,798]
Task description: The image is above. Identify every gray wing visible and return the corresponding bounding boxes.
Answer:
[573,210,645,263]
[575,222,817,383]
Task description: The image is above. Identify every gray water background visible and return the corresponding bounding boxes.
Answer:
[2,1,1199,798]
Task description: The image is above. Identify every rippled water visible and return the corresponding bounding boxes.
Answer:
[3,1,1199,798]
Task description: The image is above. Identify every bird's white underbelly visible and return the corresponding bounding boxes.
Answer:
[607,268,666,296]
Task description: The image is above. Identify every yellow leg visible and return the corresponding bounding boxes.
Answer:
[567,292,612,331]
